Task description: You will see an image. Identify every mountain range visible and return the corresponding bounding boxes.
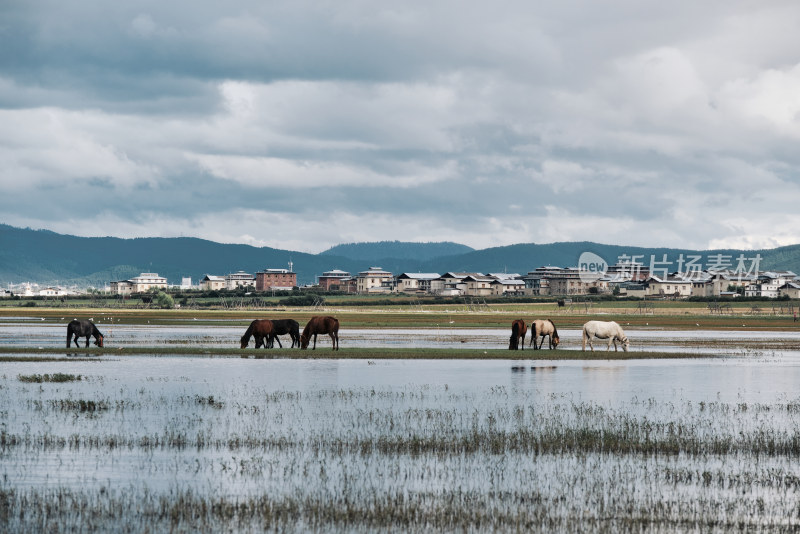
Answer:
[1,224,799,288]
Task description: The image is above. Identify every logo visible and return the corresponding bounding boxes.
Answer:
[578,252,608,283]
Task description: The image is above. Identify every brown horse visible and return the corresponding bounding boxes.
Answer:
[240,319,275,349]
[67,319,104,348]
[530,319,560,350]
[300,316,339,350]
[509,319,527,350]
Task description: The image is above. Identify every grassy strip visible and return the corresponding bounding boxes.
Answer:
[3,306,800,329]
[0,346,723,360]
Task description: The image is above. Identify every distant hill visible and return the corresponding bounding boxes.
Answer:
[0,224,360,287]
[414,241,800,278]
[2,224,800,288]
[321,241,474,262]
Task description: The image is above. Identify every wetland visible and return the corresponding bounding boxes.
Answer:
[2,307,800,531]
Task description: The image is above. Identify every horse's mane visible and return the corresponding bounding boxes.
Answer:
[241,321,256,343]
[547,318,558,337]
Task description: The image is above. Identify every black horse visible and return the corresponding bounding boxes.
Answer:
[267,319,301,348]
[66,319,104,348]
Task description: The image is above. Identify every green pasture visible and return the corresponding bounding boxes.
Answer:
[1,299,799,330]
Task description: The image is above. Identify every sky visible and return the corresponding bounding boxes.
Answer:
[2,1,800,254]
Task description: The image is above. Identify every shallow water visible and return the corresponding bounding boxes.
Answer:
[3,319,800,355]
[4,320,800,530]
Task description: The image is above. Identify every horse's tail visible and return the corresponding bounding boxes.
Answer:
[66,323,73,347]
[509,321,519,349]
[582,324,588,350]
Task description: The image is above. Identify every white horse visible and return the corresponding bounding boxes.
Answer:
[582,320,629,352]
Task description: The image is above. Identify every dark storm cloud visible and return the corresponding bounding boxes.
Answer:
[2,1,800,251]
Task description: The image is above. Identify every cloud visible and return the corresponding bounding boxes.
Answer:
[2,1,800,252]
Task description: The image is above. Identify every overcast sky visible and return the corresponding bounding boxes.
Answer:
[2,1,800,253]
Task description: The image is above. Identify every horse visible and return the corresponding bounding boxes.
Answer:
[582,320,629,352]
[300,316,339,350]
[530,319,560,350]
[240,319,275,349]
[66,319,104,348]
[266,319,301,348]
[509,319,526,350]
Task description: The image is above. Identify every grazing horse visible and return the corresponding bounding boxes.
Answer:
[300,316,339,350]
[582,320,629,352]
[530,319,560,350]
[266,319,301,348]
[240,319,275,349]
[509,319,527,350]
[66,319,104,348]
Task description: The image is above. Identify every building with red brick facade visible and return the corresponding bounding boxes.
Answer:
[255,269,297,291]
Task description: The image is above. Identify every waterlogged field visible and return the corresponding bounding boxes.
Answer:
[4,317,800,355]
[3,316,800,531]
[4,357,800,531]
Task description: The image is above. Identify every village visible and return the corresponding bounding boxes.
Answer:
[4,261,799,300]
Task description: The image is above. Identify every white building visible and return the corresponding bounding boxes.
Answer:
[199,275,226,291]
[225,271,256,290]
[395,273,440,294]
[356,267,394,293]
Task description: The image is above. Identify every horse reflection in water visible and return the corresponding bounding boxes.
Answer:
[66,319,104,348]
[300,316,339,350]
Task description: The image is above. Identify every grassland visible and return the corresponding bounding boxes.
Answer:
[1,299,799,330]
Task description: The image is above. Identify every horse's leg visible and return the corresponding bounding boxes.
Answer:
[329,332,336,350]
[334,331,339,350]
[274,336,282,349]
[312,334,317,350]
[84,336,90,348]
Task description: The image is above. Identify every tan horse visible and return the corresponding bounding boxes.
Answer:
[509,319,527,350]
[530,319,559,350]
[300,316,340,350]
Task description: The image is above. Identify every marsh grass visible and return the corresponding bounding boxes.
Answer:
[17,373,82,383]
[4,374,800,531]
[4,350,800,533]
